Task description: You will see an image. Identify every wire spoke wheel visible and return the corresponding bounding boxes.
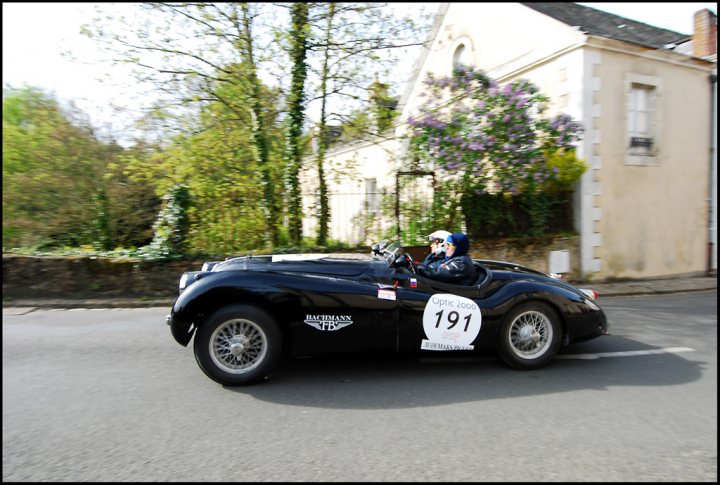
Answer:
[509,310,553,358]
[194,304,282,386]
[498,302,560,370]
[210,318,268,374]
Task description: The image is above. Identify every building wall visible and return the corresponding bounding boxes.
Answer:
[301,137,401,244]
[588,41,712,279]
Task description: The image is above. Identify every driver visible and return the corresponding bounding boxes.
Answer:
[424,230,452,269]
[416,232,477,285]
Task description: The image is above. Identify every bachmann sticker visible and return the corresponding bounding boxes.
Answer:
[304,315,353,331]
[420,293,482,351]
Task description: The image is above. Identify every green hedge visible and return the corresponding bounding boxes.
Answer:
[462,191,574,239]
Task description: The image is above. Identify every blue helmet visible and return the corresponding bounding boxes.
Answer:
[446,233,470,257]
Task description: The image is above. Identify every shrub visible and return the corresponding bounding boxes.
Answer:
[140,184,192,259]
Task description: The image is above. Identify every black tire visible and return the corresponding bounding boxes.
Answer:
[497,301,562,370]
[193,304,282,386]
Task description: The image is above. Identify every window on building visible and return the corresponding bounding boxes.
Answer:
[453,44,472,70]
[629,84,654,149]
[624,74,662,165]
[365,178,379,213]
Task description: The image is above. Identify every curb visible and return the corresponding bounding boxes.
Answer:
[593,287,717,298]
[2,299,176,310]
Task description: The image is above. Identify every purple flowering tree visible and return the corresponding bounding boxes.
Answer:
[406,66,585,235]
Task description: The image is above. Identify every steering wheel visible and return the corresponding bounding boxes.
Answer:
[402,253,417,274]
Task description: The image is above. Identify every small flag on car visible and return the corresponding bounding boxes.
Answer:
[410,277,417,288]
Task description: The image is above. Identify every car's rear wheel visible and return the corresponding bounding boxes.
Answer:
[497,301,561,370]
[193,304,282,386]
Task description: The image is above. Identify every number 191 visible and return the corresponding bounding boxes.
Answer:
[435,310,472,331]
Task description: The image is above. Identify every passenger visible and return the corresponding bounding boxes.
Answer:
[424,230,452,269]
[416,232,476,285]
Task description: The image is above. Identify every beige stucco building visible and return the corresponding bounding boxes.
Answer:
[302,2,717,281]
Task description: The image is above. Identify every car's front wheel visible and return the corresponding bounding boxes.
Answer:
[193,304,282,386]
[497,301,561,370]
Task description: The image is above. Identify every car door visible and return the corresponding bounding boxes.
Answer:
[288,274,399,356]
[394,272,487,352]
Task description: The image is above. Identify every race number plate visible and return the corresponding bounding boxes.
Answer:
[421,293,482,351]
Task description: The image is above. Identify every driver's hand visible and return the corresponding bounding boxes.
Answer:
[416,262,428,274]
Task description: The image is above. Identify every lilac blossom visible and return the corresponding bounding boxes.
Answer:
[407,66,584,196]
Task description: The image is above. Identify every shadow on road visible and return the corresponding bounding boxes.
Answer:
[229,334,706,409]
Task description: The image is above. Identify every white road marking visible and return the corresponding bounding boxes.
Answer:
[555,347,696,360]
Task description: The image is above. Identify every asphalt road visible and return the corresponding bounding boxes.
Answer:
[2,292,717,481]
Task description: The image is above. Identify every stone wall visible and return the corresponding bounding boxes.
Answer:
[470,235,581,278]
[2,235,581,300]
[2,255,205,300]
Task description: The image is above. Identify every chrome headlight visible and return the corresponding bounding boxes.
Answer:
[584,298,600,311]
[179,273,191,291]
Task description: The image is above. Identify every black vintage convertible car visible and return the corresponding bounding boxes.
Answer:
[167,240,608,386]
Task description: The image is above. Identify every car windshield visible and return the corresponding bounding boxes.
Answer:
[371,240,404,265]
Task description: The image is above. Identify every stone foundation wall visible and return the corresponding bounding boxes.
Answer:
[470,235,581,278]
[2,255,205,300]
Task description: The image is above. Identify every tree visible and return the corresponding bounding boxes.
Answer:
[84,2,429,250]
[304,2,429,245]
[120,69,285,255]
[283,3,310,247]
[3,86,161,251]
[312,2,336,246]
[3,87,102,248]
[84,2,285,247]
[141,184,192,259]
[238,3,283,247]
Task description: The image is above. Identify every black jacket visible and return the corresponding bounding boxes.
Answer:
[423,252,445,268]
[416,255,477,285]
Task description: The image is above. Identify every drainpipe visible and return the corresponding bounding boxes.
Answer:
[709,71,717,275]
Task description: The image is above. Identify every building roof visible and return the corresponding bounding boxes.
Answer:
[521,2,690,49]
